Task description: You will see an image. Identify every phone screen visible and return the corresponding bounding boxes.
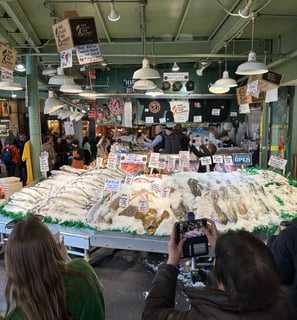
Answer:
[176,219,209,258]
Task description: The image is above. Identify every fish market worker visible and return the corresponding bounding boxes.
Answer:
[2,216,105,320]
[189,140,217,172]
[142,125,166,153]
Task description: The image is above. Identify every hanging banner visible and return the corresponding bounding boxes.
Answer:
[0,44,16,71]
[75,43,103,65]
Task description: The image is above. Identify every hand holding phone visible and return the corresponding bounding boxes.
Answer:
[175,218,209,258]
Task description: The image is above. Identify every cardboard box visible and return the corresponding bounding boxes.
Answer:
[0,177,22,199]
[52,17,98,52]
[248,71,282,92]
[236,85,266,105]
[0,43,16,71]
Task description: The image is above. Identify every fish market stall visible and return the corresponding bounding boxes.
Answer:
[0,165,297,258]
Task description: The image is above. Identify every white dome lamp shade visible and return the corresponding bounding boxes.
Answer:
[133,79,157,91]
[48,67,73,85]
[69,111,81,121]
[208,83,230,94]
[145,87,164,97]
[60,78,83,93]
[0,80,23,91]
[44,91,65,114]
[133,58,160,79]
[42,64,57,76]
[236,51,268,75]
[236,14,268,75]
[108,1,120,22]
[214,70,238,88]
[58,107,72,120]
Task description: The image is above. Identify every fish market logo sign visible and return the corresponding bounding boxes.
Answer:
[232,153,252,166]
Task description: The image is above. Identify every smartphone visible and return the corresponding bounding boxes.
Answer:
[175,218,209,259]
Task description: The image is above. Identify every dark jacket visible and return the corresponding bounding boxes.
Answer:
[142,263,292,320]
[163,132,182,154]
[189,144,215,172]
[179,133,190,151]
[268,218,297,319]
[154,133,166,153]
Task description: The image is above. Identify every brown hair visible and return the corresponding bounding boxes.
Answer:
[4,216,72,320]
[207,143,217,155]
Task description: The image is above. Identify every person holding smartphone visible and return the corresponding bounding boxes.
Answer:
[142,219,292,320]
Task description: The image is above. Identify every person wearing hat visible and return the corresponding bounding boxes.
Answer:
[189,140,217,173]
[162,126,182,154]
[142,125,166,153]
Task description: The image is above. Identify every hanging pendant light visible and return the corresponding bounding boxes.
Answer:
[171,62,180,72]
[48,67,73,85]
[214,44,238,88]
[132,2,160,81]
[0,80,23,91]
[133,58,160,79]
[44,91,65,114]
[145,87,164,97]
[133,79,156,90]
[209,61,230,94]
[108,0,120,21]
[236,13,268,75]
[60,77,82,93]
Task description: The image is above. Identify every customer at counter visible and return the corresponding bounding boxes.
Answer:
[162,126,182,154]
[3,216,105,320]
[142,220,293,320]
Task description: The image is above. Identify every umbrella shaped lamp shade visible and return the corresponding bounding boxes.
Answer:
[133,58,160,79]
[44,91,65,114]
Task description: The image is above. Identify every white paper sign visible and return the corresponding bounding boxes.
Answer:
[148,152,160,168]
[224,155,234,165]
[64,121,74,135]
[161,186,171,198]
[39,154,49,172]
[265,88,278,102]
[268,155,287,170]
[124,174,134,185]
[75,43,103,65]
[193,115,202,123]
[96,157,103,168]
[119,193,129,208]
[179,151,190,168]
[107,153,118,169]
[200,156,212,166]
[104,178,121,192]
[211,108,221,116]
[212,154,224,164]
[145,116,154,124]
[138,198,149,213]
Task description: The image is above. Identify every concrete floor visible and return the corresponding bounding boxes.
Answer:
[0,248,192,320]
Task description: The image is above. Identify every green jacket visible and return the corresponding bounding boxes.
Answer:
[4,258,105,320]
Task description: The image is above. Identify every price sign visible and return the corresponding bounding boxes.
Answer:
[200,156,212,166]
[179,151,190,168]
[104,178,121,192]
[148,152,160,168]
[161,186,171,198]
[39,154,49,172]
[212,154,224,163]
[224,155,233,165]
[96,157,103,168]
[268,155,287,170]
[124,174,134,185]
[138,198,149,213]
[107,153,118,169]
[119,193,129,208]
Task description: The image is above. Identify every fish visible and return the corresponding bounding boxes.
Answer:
[219,186,229,201]
[212,201,228,225]
[118,205,138,217]
[187,178,202,197]
[237,199,248,216]
[170,201,188,220]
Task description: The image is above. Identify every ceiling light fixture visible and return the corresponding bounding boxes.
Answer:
[133,79,156,90]
[133,57,160,79]
[0,80,23,91]
[60,78,83,93]
[208,83,230,94]
[145,87,164,97]
[48,67,73,85]
[108,0,120,22]
[236,13,268,75]
[132,2,160,81]
[238,0,253,18]
[214,43,238,88]
[44,91,65,114]
[171,62,180,72]
[209,61,230,94]
[42,64,57,76]
[15,62,26,72]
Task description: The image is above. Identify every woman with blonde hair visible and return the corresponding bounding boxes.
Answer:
[3,216,105,320]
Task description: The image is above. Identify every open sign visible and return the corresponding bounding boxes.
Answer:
[232,153,252,166]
